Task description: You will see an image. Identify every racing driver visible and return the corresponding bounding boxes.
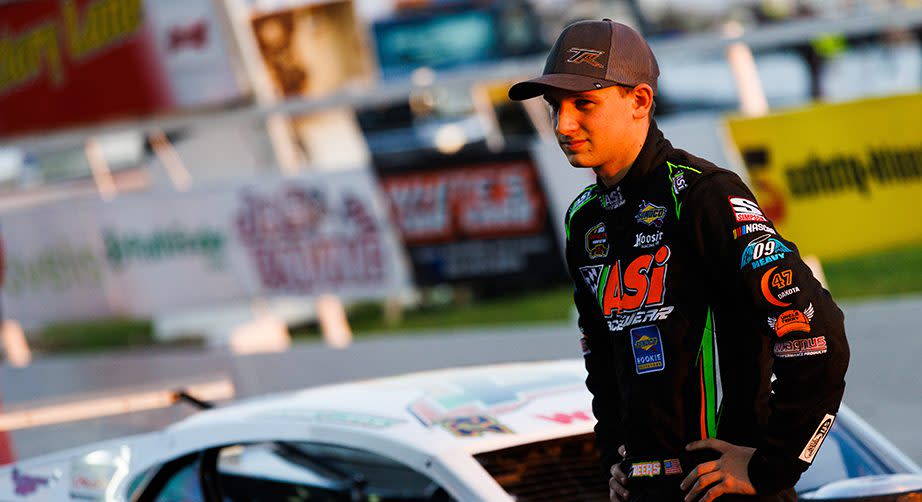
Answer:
[508,19,849,501]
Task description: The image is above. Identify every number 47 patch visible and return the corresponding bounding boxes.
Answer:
[729,196,767,223]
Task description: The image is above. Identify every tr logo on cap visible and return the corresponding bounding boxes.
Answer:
[567,48,605,68]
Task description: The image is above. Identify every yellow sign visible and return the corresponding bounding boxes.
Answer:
[725,93,922,260]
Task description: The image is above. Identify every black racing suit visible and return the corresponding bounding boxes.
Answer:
[564,122,849,500]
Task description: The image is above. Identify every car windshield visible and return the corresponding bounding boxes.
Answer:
[217,441,453,502]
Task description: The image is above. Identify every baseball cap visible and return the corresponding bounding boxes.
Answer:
[508,19,659,101]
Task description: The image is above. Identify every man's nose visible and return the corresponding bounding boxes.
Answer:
[555,105,578,137]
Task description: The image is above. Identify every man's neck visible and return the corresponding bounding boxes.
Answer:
[595,121,650,188]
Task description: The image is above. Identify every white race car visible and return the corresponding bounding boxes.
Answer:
[1,360,919,501]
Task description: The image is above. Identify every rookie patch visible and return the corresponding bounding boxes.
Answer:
[630,325,665,374]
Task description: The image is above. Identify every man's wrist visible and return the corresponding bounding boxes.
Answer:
[747,449,804,494]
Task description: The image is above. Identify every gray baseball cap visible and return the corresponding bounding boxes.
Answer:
[508,19,659,100]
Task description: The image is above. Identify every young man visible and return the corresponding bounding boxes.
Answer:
[509,20,849,501]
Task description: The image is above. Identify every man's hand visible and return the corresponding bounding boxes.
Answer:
[680,438,757,502]
[609,444,629,501]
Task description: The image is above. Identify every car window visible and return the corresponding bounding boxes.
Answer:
[154,461,205,502]
[216,442,455,502]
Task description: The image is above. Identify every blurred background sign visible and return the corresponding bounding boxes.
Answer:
[727,92,922,260]
[0,168,410,329]
[374,148,566,292]
[371,0,545,80]
[0,0,247,139]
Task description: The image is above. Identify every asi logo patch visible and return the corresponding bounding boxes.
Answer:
[631,325,665,374]
[729,197,767,222]
[768,303,814,337]
[585,222,609,259]
[602,187,625,210]
[635,201,667,227]
[672,171,687,194]
[741,234,791,270]
[760,266,800,307]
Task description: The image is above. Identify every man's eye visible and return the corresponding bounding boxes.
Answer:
[575,99,594,108]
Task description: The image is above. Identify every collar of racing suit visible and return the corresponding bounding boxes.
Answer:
[593,119,674,196]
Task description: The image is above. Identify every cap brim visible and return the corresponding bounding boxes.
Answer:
[508,73,615,101]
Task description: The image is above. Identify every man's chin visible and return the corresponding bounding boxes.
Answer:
[564,154,594,168]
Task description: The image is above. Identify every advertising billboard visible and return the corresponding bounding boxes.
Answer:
[726,93,922,259]
[0,0,245,138]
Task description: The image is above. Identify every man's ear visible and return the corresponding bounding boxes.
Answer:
[631,84,654,119]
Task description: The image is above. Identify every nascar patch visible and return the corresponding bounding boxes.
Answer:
[630,325,665,374]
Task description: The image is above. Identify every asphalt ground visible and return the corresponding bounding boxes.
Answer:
[2,294,920,466]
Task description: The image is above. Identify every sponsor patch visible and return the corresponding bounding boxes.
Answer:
[672,171,687,194]
[631,461,662,478]
[663,458,683,475]
[768,303,814,337]
[608,306,674,331]
[760,266,800,307]
[602,187,625,210]
[732,222,777,239]
[634,231,663,249]
[579,332,591,356]
[729,196,768,222]
[585,222,609,259]
[631,325,666,374]
[635,200,667,227]
[741,234,792,270]
[774,336,827,358]
[440,415,512,437]
[799,414,835,463]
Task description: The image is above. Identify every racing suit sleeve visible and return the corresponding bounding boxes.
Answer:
[683,172,850,494]
[565,229,624,478]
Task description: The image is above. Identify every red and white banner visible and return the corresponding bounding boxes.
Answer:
[0,0,245,138]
